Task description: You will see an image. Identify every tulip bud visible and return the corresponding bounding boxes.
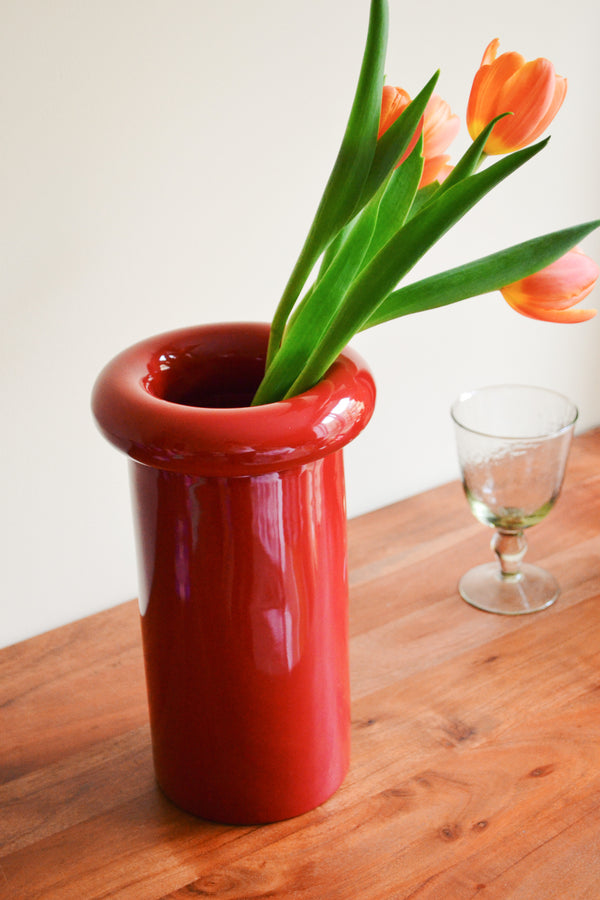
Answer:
[501,248,598,322]
[467,39,567,154]
[379,87,459,186]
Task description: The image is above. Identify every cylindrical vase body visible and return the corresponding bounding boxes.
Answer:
[92,322,375,823]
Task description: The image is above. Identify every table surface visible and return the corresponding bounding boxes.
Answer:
[2,428,600,899]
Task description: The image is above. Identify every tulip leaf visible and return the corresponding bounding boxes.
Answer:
[265,0,389,364]
[356,137,425,269]
[352,71,438,213]
[253,145,424,405]
[252,190,383,405]
[405,114,511,221]
[404,181,439,218]
[318,222,353,279]
[361,219,600,328]
[317,93,430,282]
[435,114,511,194]
[281,138,550,398]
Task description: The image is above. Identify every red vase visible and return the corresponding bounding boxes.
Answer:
[92,322,376,824]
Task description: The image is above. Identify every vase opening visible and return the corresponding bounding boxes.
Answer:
[143,339,267,409]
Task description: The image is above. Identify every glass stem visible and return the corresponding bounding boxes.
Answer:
[492,529,527,581]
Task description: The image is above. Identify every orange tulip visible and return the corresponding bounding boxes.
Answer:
[501,248,598,323]
[421,94,459,185]
[379,87,459,186]
[379,85,413,138]
[467,39,567,155]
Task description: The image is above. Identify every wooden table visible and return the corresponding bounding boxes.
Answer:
[2,429,600,899]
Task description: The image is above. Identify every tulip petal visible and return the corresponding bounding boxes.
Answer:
[501,248,599,322]
[508,248,598,297]
[480,38,500,67]
[467,40,565,154]
[420,154,452,187]
[379,85,412,137]
[487,59,557,153]
[503,298,596,322]
[467,50,524,141]
[422,95,460,158]
[377,83,456,177]
[524,74,567,145]
[376,85,424,170]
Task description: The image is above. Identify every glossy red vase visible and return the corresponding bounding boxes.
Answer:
[92,322,376,824]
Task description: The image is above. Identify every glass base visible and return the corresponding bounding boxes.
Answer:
[458,562,559,615]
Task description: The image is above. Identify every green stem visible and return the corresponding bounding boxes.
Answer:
[264,0,389,366]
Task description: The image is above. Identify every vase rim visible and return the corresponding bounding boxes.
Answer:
[92,321,376,476]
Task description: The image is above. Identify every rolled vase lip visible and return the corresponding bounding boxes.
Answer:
[91,321,376,477]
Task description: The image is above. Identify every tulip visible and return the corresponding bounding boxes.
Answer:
[467,39,567,155]
[421,94,459,185]
[378,85,421,166]
[378,85,413,138]
[501,248,598,322]
[379,87,459,186]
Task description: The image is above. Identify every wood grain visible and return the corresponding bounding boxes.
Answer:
[1,429,600,899]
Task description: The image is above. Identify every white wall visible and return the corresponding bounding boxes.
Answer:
[2,0,599,648]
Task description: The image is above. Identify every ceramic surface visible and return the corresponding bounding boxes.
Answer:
[92,322,376,823]
[92,321,375,477]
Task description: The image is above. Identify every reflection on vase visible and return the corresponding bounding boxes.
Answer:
[93,321,376,823]
[130,451,350,822]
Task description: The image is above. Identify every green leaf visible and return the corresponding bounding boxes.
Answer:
[315,85,433,285]
[252,190,383,405]
[352,71,438,213]
[359,136,424,266]
[256,139,424,405]
[282,138,550,397]
[265,0,389,365]
[317,222,353,279]
[406,181,439,218]
[405,113,511,220]
[435,113,510,194]
[361,220,600,328]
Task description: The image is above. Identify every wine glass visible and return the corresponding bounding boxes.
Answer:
[451,385,577,615]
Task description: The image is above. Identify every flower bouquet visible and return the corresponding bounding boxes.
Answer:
[92,0,599,825]
[251,0,599,406]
